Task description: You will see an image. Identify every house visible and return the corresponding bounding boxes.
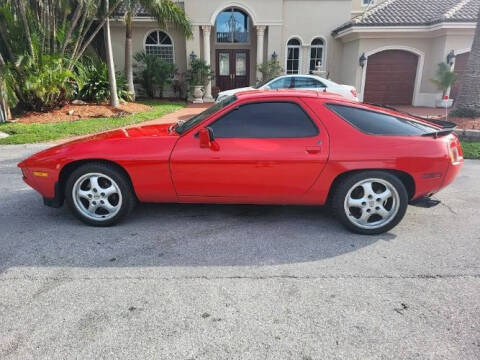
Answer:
[110,0,479,106]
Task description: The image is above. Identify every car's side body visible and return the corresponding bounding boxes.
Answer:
[216,75,359,102]
[18,90,462,212]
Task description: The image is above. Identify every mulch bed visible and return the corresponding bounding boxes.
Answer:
[447,116,480,130]
[13,102,152,124]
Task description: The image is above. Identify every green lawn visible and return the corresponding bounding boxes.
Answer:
[0,100,186,145]
[461,141,480,160]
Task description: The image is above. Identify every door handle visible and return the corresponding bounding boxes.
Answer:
[305,146,321,154]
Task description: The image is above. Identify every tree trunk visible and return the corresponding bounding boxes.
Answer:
[73,0,122,62]
[453,10,480,117]
[104,0,119,108]
[16,0,35,57]
[124,13,135,100]
[0,52,10,122]
[60,0,84,56]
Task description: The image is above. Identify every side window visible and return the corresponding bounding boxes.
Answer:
[294,77,325,89]
[267,77,292,89]
[210,102,318,138]
[327,104,438,135]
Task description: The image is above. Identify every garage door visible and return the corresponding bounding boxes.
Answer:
[363,50,418,105]
[450,52,470,102]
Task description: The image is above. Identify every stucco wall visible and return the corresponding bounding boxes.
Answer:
[110,20,187,76]
[282,0,352,81]
[351,0,387,17]
[184,0,351,85]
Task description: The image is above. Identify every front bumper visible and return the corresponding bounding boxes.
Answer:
[42,181,64,208]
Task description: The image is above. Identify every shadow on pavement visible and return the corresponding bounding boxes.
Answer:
[0,189,396,270]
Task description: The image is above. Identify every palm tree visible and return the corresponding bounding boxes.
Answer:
[104,0,119,107]
[452,10,480,117]
[122,0,192,99]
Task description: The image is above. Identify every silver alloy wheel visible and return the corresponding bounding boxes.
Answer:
[343,178,400,230]
[72,172,122,221]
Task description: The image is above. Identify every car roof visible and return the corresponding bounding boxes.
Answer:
[233,89,349,102]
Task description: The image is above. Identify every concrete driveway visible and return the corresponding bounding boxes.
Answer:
[1,144,479,360]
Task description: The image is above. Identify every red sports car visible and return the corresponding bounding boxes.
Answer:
[18,90,463,234]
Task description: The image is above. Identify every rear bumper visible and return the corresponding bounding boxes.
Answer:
[441,161,463,189]
[411,160,463,200]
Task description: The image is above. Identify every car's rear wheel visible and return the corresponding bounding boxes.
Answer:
[65,163,136,226]
[332,171,408,235]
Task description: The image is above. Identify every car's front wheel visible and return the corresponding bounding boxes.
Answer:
[65,163,136,226]
[332,171,408,235]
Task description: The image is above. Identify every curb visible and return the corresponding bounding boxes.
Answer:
[455,128,480,141]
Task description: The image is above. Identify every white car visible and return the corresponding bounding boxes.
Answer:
[216,74,358,103]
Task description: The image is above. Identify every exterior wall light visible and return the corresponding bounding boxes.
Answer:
[446,50,456,66]
[272,51,278,61]
[189,51,197,61]
[359,53,367,68]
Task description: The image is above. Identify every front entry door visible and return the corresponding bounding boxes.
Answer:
[216,49,249,91]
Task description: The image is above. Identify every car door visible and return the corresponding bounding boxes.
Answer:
[170,98,330,202]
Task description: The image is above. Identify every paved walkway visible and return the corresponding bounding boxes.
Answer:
[393,105,447,118]
[140,103,210,126]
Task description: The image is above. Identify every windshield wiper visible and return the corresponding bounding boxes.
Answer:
[421,129,454,138]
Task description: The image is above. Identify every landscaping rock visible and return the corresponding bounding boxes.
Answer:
[0,131,9,139]
[71,99,87,105]
[67,110,75,115]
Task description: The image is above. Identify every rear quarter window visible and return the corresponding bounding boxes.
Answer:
[327,104,437,136]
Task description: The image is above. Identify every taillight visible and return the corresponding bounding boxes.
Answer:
[350,89,358,98]
[448,138,463,164]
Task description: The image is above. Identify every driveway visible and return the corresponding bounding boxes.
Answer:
[1,144,479,360]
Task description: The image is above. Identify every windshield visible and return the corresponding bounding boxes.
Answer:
[175,95,237,134]
[254,79,270,89]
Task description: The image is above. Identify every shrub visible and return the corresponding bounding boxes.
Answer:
[3,55,77,111]
[133,51,176,98]
[77,59,132,103]
[431,62,457,98]
[257,60,283,83]
[186,58,214,87]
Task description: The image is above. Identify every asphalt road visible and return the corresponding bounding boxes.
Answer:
[1,144,479,360]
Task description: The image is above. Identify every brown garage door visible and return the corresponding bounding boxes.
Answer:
[363,50,418,105]
[450,52,470,102]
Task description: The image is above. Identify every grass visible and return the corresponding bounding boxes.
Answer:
[461,141,480,160]
[0,100,186,145]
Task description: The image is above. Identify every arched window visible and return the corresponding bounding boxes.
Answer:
[309,38,325,74]
[144,30,174,63]
[286,38,301,74]
[216,8,249,43]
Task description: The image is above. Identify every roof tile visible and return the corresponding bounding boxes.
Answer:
[333,0,480,35]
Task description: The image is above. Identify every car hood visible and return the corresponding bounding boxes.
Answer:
[18,123,177,167]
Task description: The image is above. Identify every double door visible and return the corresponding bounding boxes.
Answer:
[216,49,249,91]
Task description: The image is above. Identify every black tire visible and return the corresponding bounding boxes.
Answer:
[332,171,408,235]
[65,162,137,226]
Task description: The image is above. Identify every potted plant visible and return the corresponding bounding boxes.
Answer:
[186,58,214,103]
[257,59,283,84]
[431,62,457,108]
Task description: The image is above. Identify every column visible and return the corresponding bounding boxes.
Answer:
[201,25,214,102]
[256,25,266,81]
[185,25,200,102]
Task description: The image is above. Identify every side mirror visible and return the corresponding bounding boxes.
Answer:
[199,127,215,148]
